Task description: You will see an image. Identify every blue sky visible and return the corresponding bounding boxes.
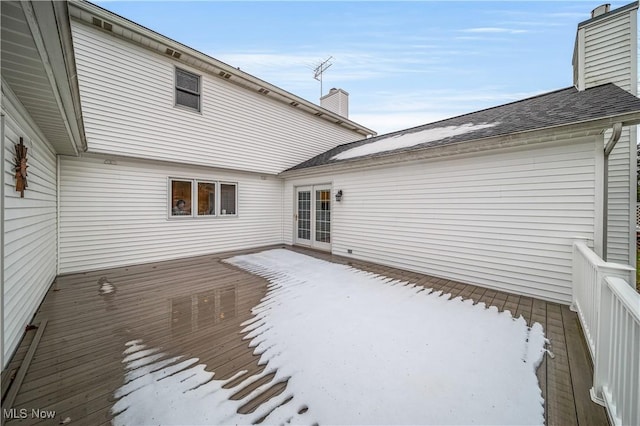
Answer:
[95,1,631,134]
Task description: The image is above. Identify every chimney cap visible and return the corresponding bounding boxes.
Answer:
[322,88,349,97]
[591,4,611,18]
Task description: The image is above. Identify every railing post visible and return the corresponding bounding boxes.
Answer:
[571,237,592,312]
[590,276,614,407]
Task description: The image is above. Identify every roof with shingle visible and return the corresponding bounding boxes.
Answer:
[287,83,640,171]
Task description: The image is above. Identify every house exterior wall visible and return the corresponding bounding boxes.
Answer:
[580,4,638,267]
[2,90,58,367]
[70,21,364,176]
[284,136,603,304]
[58,155,284,274]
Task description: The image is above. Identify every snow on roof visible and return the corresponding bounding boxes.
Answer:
[287,84,640,172]
[332,122,498,160]
[112,249,546,425]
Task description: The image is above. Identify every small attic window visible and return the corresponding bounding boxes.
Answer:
[175,68,201,112]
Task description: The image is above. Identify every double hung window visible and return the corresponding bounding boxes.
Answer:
[175,68,201,112]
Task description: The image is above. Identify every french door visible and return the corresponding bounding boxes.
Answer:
[295,185,331,251]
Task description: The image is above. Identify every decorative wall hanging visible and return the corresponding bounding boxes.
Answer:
[15,137,28,197]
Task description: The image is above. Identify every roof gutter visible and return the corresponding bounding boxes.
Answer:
[602,122,623,261]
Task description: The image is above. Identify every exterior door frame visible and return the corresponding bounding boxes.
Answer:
[294,184,332,251]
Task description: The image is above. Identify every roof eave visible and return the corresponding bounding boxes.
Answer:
[279,112,640,178]
[9,1,88,155]
[50,0,88,153]
[68,0,376,138]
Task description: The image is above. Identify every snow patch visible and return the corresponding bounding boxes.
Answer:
[333,122,498,160]
[98,276,115,295]
[112,249,546,425]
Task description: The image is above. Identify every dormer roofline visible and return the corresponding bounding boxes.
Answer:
[68,0,376,138]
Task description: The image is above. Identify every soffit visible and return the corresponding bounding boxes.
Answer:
[1,1,80,155]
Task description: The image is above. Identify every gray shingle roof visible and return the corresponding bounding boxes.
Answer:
[287,83,640,171]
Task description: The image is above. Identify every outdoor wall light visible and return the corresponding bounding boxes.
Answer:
[335,190,343,202]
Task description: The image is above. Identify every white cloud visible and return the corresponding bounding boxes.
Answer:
[461,27,529,34]
[348,87,544,134]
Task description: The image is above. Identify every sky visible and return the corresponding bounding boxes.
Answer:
[94,1,632,135]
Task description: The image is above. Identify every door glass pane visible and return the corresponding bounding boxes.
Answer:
[315,190,331,243]
[297,191,311,240]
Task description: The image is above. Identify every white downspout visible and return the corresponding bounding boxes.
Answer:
[603,122,623,261]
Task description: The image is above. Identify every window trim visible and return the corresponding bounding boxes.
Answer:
[174,67,201,113]
[168,177,238,220]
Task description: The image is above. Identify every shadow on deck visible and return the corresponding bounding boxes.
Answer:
[2,245,607,425]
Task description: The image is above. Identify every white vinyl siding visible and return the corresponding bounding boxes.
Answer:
[582,8,637,266]
[70,21,363,175]
[2,99,57,367]
[58,156,283,274]
[285,137,601,304]
[584,12,634,91]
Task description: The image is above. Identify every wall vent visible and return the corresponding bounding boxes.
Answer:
[290,101,299,107]
[165,48,181,59]
[218,71,232,79]
[92,17,113,31]
[258,88,270,95]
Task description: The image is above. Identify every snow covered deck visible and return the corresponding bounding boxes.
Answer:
[2,246,607,425]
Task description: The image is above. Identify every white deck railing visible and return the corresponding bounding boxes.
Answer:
[591,276,640,426]
[571,240,639,426]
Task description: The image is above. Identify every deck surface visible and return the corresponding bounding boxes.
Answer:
[2,245,608,425]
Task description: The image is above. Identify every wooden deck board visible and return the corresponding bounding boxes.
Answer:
[530,298,548,425]
[3,246,607,425]
[545,303,579,426]
[562,305,609,426]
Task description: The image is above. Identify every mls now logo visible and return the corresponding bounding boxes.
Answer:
[3,408,56,420]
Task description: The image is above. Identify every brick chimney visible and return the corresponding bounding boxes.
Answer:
[320,88,349,118]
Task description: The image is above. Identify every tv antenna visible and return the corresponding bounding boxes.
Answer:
[313,56,333,97]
